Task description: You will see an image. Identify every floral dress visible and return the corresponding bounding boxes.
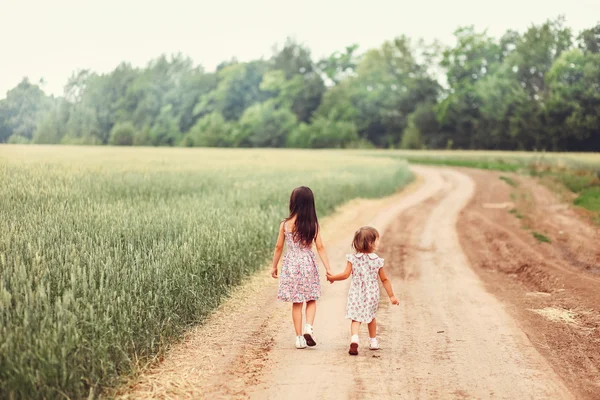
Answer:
[345,253,384,323]
[277,222,321,303]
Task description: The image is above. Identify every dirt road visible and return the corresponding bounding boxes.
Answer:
[120,167,592,399]
[456,168,600,399]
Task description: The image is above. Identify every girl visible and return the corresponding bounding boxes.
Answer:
[271,186,332,349]
[327,226,398,356]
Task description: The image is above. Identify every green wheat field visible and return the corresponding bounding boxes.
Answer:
[0,145,412,398]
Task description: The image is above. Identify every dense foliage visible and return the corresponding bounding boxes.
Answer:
[1,18,599,151]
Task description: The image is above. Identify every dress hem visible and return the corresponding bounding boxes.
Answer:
[345,315,376,323]
[278,296,321,303]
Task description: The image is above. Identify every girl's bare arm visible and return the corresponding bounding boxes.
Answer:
[378,268,399,304]
[327,261,352,282]
[270,222,285,278]
[314,229,332,275]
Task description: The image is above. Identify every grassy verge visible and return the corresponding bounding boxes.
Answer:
[377,151,600,220]
[574,187,600,212]
[402,156,520,172]
[530,168,600,219]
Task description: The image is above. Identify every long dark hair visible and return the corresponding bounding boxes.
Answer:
[287,186,319,247]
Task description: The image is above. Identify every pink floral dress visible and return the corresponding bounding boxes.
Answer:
[345,253,384,323]
[277,222,321,303]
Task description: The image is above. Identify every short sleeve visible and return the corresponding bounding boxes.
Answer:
[375,258,384,269]
[345,254,355,264]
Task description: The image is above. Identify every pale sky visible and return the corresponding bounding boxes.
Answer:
[1,0,598,98]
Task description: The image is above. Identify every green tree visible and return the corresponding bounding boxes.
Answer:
[474,70,530,149]
[352,37,440,146]
[316,38,439,148]
[314,80,359,124]
[61,68,135,144]
[132,128,152,146]
[546,49,600,150]
[7,134,31,144]
[197,61,269,121]
[62,103,103,145]
[259,70,305,112]
[406,103,439,148]
[238,102,296,147]
[181,112,234,147]
[177,70,217,133]
[109,122,136,146]
[510,17,572,101]
[33,102,67,144]
[578,24,600,54]
[271,38,325,122]
[287,117,358,148]
[0,78,52,142]
[149,105,180,146]
[317,44,359,85]
[400,121,422,149]
[438,27,503,149]
[0,102,11,143]
[118,55,195,133]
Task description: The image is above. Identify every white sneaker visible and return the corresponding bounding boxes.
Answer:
[303,324,316,347]
[295,336,307,349]
[369,338,380,350]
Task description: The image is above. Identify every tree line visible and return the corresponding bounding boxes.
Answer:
[1,17,599,151]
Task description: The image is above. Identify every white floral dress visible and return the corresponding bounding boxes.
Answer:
[277,222,321,303]
[345,253,384,323]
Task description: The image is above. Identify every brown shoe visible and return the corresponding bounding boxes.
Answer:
[349,342,359,356]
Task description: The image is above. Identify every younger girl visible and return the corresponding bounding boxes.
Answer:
[327,226,398,355]
[271,186,332,349]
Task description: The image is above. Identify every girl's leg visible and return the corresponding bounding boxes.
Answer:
[292,303,303,336]
[303,300,317,346]
[351,320,361,337]
[367,318,377,338]
[367,319,380,349]
[305,300,316,325]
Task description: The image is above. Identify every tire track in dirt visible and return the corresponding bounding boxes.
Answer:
[371,169,571,399]
[457,168,600,399]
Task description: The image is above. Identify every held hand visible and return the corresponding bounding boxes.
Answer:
[271,267,278,279]
[326,272,335,284]
[390,296,399,305]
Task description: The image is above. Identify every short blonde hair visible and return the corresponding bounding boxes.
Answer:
[352,226,379,253]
